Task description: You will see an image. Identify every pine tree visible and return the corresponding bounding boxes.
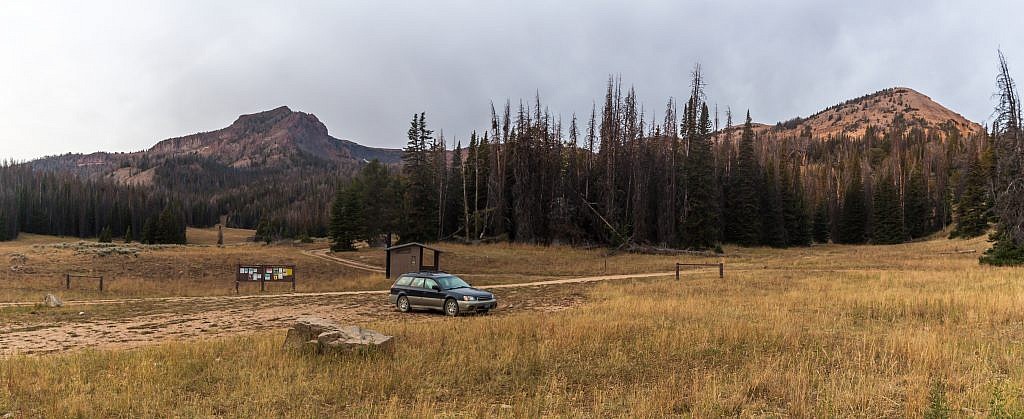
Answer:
[760,164,788,247]
[443,141,465,239]
[983,51,1024,265]
[351,160,402,244]
[98,226,113,243]
[782,164,811,246]
[682,103,720,249]
[142,216,157,244]
[430,129,447,240]
[124,224,133,243]
[812,200,831,243]
[904,165,931,239]
[477,130,493,236]
[872,175,906,244]
[979,146,998,223]
[329,185,364,252]
[154,203,186,245]
[838,168,868,244]
[255,218,273,244]
[950,155,989,238]
[156,212,171,244]
[465,132,479,239]
[0,212,8,242]
[401,113,438,243]
[472,132,491,239]
[725,110,762,246]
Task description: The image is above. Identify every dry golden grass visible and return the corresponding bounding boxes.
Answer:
[185,227,256,245]
[0,234,720,302]
[0,234,380,301]
[348,241,723,285]
[2,235,1023,416]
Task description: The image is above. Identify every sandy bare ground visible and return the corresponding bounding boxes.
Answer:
[0,270,674,355]
[0,293,392,355]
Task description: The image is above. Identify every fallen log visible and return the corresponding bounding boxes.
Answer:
[938,249,977,255]
[623,244,725,257]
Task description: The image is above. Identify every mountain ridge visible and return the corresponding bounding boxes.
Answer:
[9,86,992,242]
[718,87,984,140]
[31,86,982,180]
[29,106,403,183]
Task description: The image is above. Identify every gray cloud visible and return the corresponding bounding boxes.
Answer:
[1,0,1021,160]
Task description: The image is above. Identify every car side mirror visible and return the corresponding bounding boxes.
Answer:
[431,285,440,291]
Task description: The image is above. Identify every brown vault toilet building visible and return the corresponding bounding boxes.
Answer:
[385,242,444,279]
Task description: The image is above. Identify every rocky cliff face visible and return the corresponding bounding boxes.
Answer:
[148,106,375,167]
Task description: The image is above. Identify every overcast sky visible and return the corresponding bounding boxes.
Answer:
[1,1,1022,160]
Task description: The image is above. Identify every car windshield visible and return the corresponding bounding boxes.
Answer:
[436,275,471,290]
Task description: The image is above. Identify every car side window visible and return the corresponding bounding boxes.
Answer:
[424,278,438,290]
[395,276,413,286]
[411,277,425,288]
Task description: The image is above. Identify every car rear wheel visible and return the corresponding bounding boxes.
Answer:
[396,295,411,312]
[444,298,460,317]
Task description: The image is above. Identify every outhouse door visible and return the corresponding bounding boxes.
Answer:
[408,253,419,272]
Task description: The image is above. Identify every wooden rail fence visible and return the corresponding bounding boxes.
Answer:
[675,262,724,280]
[66,274,104,291]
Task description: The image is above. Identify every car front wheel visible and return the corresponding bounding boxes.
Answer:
[444,298,460,317]
[396,295,411,312]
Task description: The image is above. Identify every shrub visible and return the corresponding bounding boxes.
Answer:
[980,234,1024,266]
[924,380,949,419]
[98,227,113,243]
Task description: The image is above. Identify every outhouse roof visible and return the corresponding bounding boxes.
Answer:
[385,242,445,253]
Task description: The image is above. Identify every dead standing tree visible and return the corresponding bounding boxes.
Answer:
[992,51,1024,247]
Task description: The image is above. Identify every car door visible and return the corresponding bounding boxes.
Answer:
[392,275,413,301]
[421,278,445,309]
[407,277,426,307]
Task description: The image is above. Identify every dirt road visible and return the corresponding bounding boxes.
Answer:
[301,249,386,273]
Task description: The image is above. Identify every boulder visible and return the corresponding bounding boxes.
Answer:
[43,293,63,307]
[283,317,392,354]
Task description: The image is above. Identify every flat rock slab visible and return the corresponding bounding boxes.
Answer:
[283,317,392,354]
[43,294,63,307]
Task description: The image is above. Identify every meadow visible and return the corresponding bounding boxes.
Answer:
[2,233,1024,417]
[0,229,723,302]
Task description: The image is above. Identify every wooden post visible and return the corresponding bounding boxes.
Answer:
[66,273,70,290]
[675,263,680,281]
[719,262,724,279]
[99,276,104,292]
[217,215,227,246]
[235,281,239,294]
